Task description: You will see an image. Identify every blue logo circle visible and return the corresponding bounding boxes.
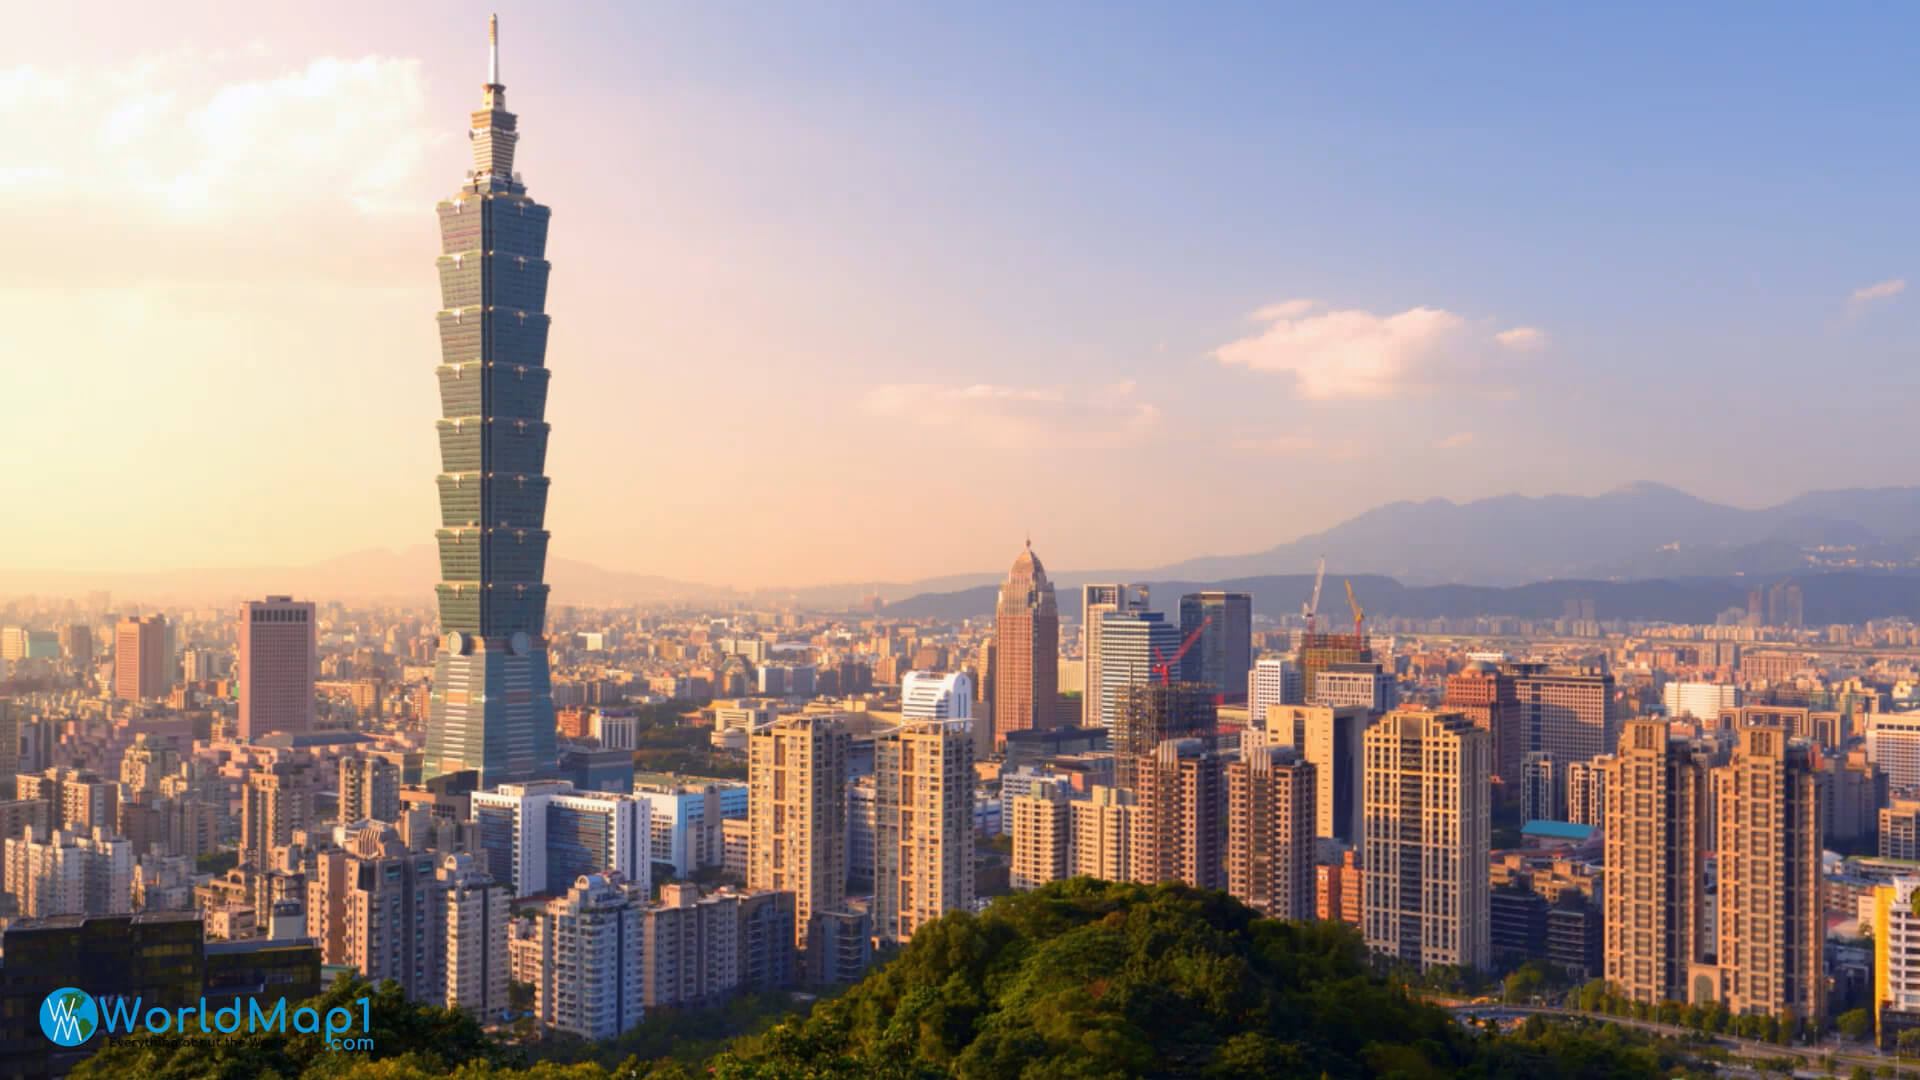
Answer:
[39,988,98,1047]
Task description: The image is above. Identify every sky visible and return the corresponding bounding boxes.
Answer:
[5,2,1920,589]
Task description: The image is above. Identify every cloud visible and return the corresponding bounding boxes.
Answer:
[1226,427,1367,461]
[1495,326,1547,351]
[1436,431,1476,449]
[1848,278,1906,313]
[0,52,440,217]
[1214,299,1537,399]
[861,380,1161,450]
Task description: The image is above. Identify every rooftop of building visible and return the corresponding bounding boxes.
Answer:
[1521,820,1597,841]
[253,731,375,749]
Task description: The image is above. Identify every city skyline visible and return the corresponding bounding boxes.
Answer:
[9,3,1920,587]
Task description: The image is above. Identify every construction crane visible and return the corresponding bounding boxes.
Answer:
[1345,579,1364,638]
[1302,555,1326,634]
[1150,616,1211,685]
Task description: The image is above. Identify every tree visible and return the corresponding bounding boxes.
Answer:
[1899,1027,1920,1058]
[1840,1008,1875,1042]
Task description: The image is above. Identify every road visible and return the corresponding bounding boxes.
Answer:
[1446,1002,1896,1075]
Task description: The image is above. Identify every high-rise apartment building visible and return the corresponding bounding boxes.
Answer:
[1883,799,1920,861]
[469,779,648,899]
[307,825,444,1001]
[875,720,975,943]
[241,758,314,868]
[1602,720,1709,1005]
[748,715,849,951]
[1521,751,1562,821]
[114,616,168,702]
[1069,786,1135,883]
[1225,745,1315,920]
[1296,705,1368,846]
[1110,681,1214,793]
[1082,584,1148,725]
[993,543,1060,747]
[634,778,748,879]
[3,827,132,918]
[1566,754,1610,828]
[1178,591,1252,703]
[340,756,401,824]
[1009,789,1070,890]
[1443,660,1519,784]
[1362,708,1490,972]
[1133,739,1226,890]
[237,596,316,740]
[439,851,510,1017]
[1713,725,1824,1024]
[640,884,797,1010]
[1874,876,1920,1048]
[425,18,560,787]
[16,768,115,835]
[1095,611,1180,730]
[535,871,645,1040]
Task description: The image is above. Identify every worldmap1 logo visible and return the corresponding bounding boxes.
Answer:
[40,988,98,1047]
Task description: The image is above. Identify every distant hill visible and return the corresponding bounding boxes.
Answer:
[883,570,1920,626]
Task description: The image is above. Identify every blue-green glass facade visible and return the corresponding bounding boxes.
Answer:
[425,60,558,787]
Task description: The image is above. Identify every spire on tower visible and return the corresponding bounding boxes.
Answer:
[488,13,500,86]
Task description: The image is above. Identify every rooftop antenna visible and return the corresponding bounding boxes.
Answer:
[488,14,500,85]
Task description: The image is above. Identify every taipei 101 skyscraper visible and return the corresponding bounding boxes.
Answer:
[426,15,558,786]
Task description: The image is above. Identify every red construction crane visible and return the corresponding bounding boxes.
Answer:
[1150,616,1211,685]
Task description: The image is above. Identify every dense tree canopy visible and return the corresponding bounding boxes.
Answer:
[68,878,1704,1080]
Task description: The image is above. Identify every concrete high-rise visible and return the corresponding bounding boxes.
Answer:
[341,756,401,824]
[114,616,167,702]
[1566,754,1610,828]
[308,824,443,1002]
[237,596,316,741]
[874,720,975,943]
[1081,584,1148,725]
[1362,708,1490,972]
[1095,611,1180,729]
[242,758,314,868]
[60,624,92,670]
[1313,663,1396,715]
[439,851,510,1017]
[1713,725,1824,1024]
[1247,657,1304,722]
[1133,738,1226,890]
[1110,681,1214,792]
[535,871,645,1039]
[1178,591,1252,703]
[747,715,849,951]
[1295,704,1368,846]
[1009,789,1069,890]
[1226,745,1315,920]
[1601,720,1709,1006]
[426,17,560,787]
[1070,786,1136,882]
[993,542,1060,747]
[1443,660,1519,784]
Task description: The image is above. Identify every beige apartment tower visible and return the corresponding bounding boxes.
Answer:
[874,720,976,942]
[1133,738,1226,890]
[747,714,849,951]
[1601,720,1708,1004]
[1362,708,1490,972]
[1226,745,1316,920]
[341,756,401,824]
[993,542,1060,748]
[1009,790,1070,891]
[1714,724,1824,1023]
[1070,786,1135,882]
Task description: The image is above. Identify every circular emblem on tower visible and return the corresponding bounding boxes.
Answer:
[446,632,467,655]
[510,631,530,655]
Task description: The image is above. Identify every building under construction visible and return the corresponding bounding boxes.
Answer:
[1296,633,1372,705]
[1112,681,1216,792]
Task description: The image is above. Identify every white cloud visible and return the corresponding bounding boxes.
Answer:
[0,52,440,217]
[1848,278,1906,312]
[1495,326,1547,351]
[1226,427,1366,461]
[861,381,1161,450]
[1215,299,1534,399]
[1436,431,1476,449]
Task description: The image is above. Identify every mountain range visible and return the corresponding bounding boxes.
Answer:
[10,483,1920,611]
